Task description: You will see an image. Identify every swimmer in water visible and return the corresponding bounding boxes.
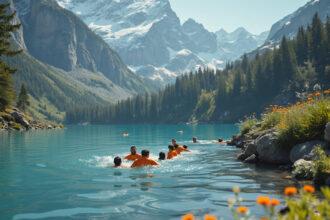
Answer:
[125,146,141,161]
[113,156,123,168]
[131,150,159,168]
[159,152,166,161]
[192,137,198,143]
[122,131,129,137]
[182,145,191,152]
[167,145,178,159]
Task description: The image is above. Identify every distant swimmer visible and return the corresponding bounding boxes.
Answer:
[182,145,191,152]
[125,146,141,161]
[217,138,227,144]
[172,139,179,148]
[122,131,129,137]
[159,152,166,161]
[192,137,198,143]
[167,145,178,159]
[131,150,159,168]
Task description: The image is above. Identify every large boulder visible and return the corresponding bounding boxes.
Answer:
[11,111,30,129]
[292,159,314,180]
[244,142,257,157]
[244,154,258,164]
[237,152,247,161]
[256,132,291,164]
[290,140,326,163]
[325,123,330,142]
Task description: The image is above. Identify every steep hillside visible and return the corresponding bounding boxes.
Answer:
[0,0,156,121]
[14,0,152,94]
[267,0,330,43]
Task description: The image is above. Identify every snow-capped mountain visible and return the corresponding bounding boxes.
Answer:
[213,27,268,61]
[267,0,330,43]
[55,0,267,86]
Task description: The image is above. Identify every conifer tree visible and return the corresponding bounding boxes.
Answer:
[0,3,21,110]
[17,84,29,111]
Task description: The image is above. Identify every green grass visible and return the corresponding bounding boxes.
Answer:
[239,116,258,135]
[239,95,330,149]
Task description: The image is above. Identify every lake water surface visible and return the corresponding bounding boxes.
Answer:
[0,124,295,220]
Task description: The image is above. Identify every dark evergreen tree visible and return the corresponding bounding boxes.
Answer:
[17,84,29,111]
[0,3,21,110]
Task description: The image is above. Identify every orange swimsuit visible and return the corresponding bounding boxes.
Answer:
[131,157,159,168]
[176,146,185,154]
[167,150,178,159]
[124,154,141,161]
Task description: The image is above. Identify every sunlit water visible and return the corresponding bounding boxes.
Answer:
[0,125,295,220]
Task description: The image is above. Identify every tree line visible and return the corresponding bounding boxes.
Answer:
[0,3,29,112]
[66,13,330,124]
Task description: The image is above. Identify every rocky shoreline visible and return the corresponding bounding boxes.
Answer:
[0,108,63,131]
[228,123,330,186]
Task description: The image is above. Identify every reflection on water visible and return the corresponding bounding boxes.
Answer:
[0,125,295,220]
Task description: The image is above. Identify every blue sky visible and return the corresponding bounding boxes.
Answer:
[169,0,310,34]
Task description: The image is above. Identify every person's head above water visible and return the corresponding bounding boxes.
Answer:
[141,150,150,158]
[168,145,175,151]
[130,146,137,155]
[114,156,122,167]
[218,138,224,143]
[183,145,188,149]
[192,137,197,143]
[171,139,177,145]
[159,152,166,160]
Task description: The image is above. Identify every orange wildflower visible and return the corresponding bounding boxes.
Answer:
[182,213,195,220]
[314,92,321,97]
[204,214,217,220]
[284,187,297,196]
[270,198,280,206]
[303,185,315,193]
[256,196,271,206]
[236,206,249,215]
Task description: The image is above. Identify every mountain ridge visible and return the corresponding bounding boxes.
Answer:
[55,0,269,86]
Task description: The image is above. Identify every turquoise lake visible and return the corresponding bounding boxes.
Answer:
[0,124,295,220]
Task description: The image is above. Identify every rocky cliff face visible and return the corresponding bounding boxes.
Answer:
[14,0,150,92]
[267,0,330,43]
[0,0,156,121]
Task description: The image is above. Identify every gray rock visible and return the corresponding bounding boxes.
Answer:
[292,159,314,180]
[244,154,258,164]
[244,142,257,157]
[237,153,247,161]
[290,140,326,163]
[325,123,330,142]
[256,132,291,164]
[11,111,30,129]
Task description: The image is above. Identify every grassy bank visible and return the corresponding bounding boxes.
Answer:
[240,90,330,149]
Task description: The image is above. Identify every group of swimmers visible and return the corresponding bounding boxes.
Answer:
[113,139,190,168]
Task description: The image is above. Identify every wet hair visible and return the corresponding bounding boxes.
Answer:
[141,150,150,157]
[131,146,136,149]
[114,156,122,167]
[183,145,188,149]
[218,138,224,142]
[159,152,166,160]
[168,145,174,150]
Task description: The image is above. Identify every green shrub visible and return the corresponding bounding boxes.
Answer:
[261,111,281,130]
[277,99,330,148]
[240,116,258,135]
[313,147,330,186]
